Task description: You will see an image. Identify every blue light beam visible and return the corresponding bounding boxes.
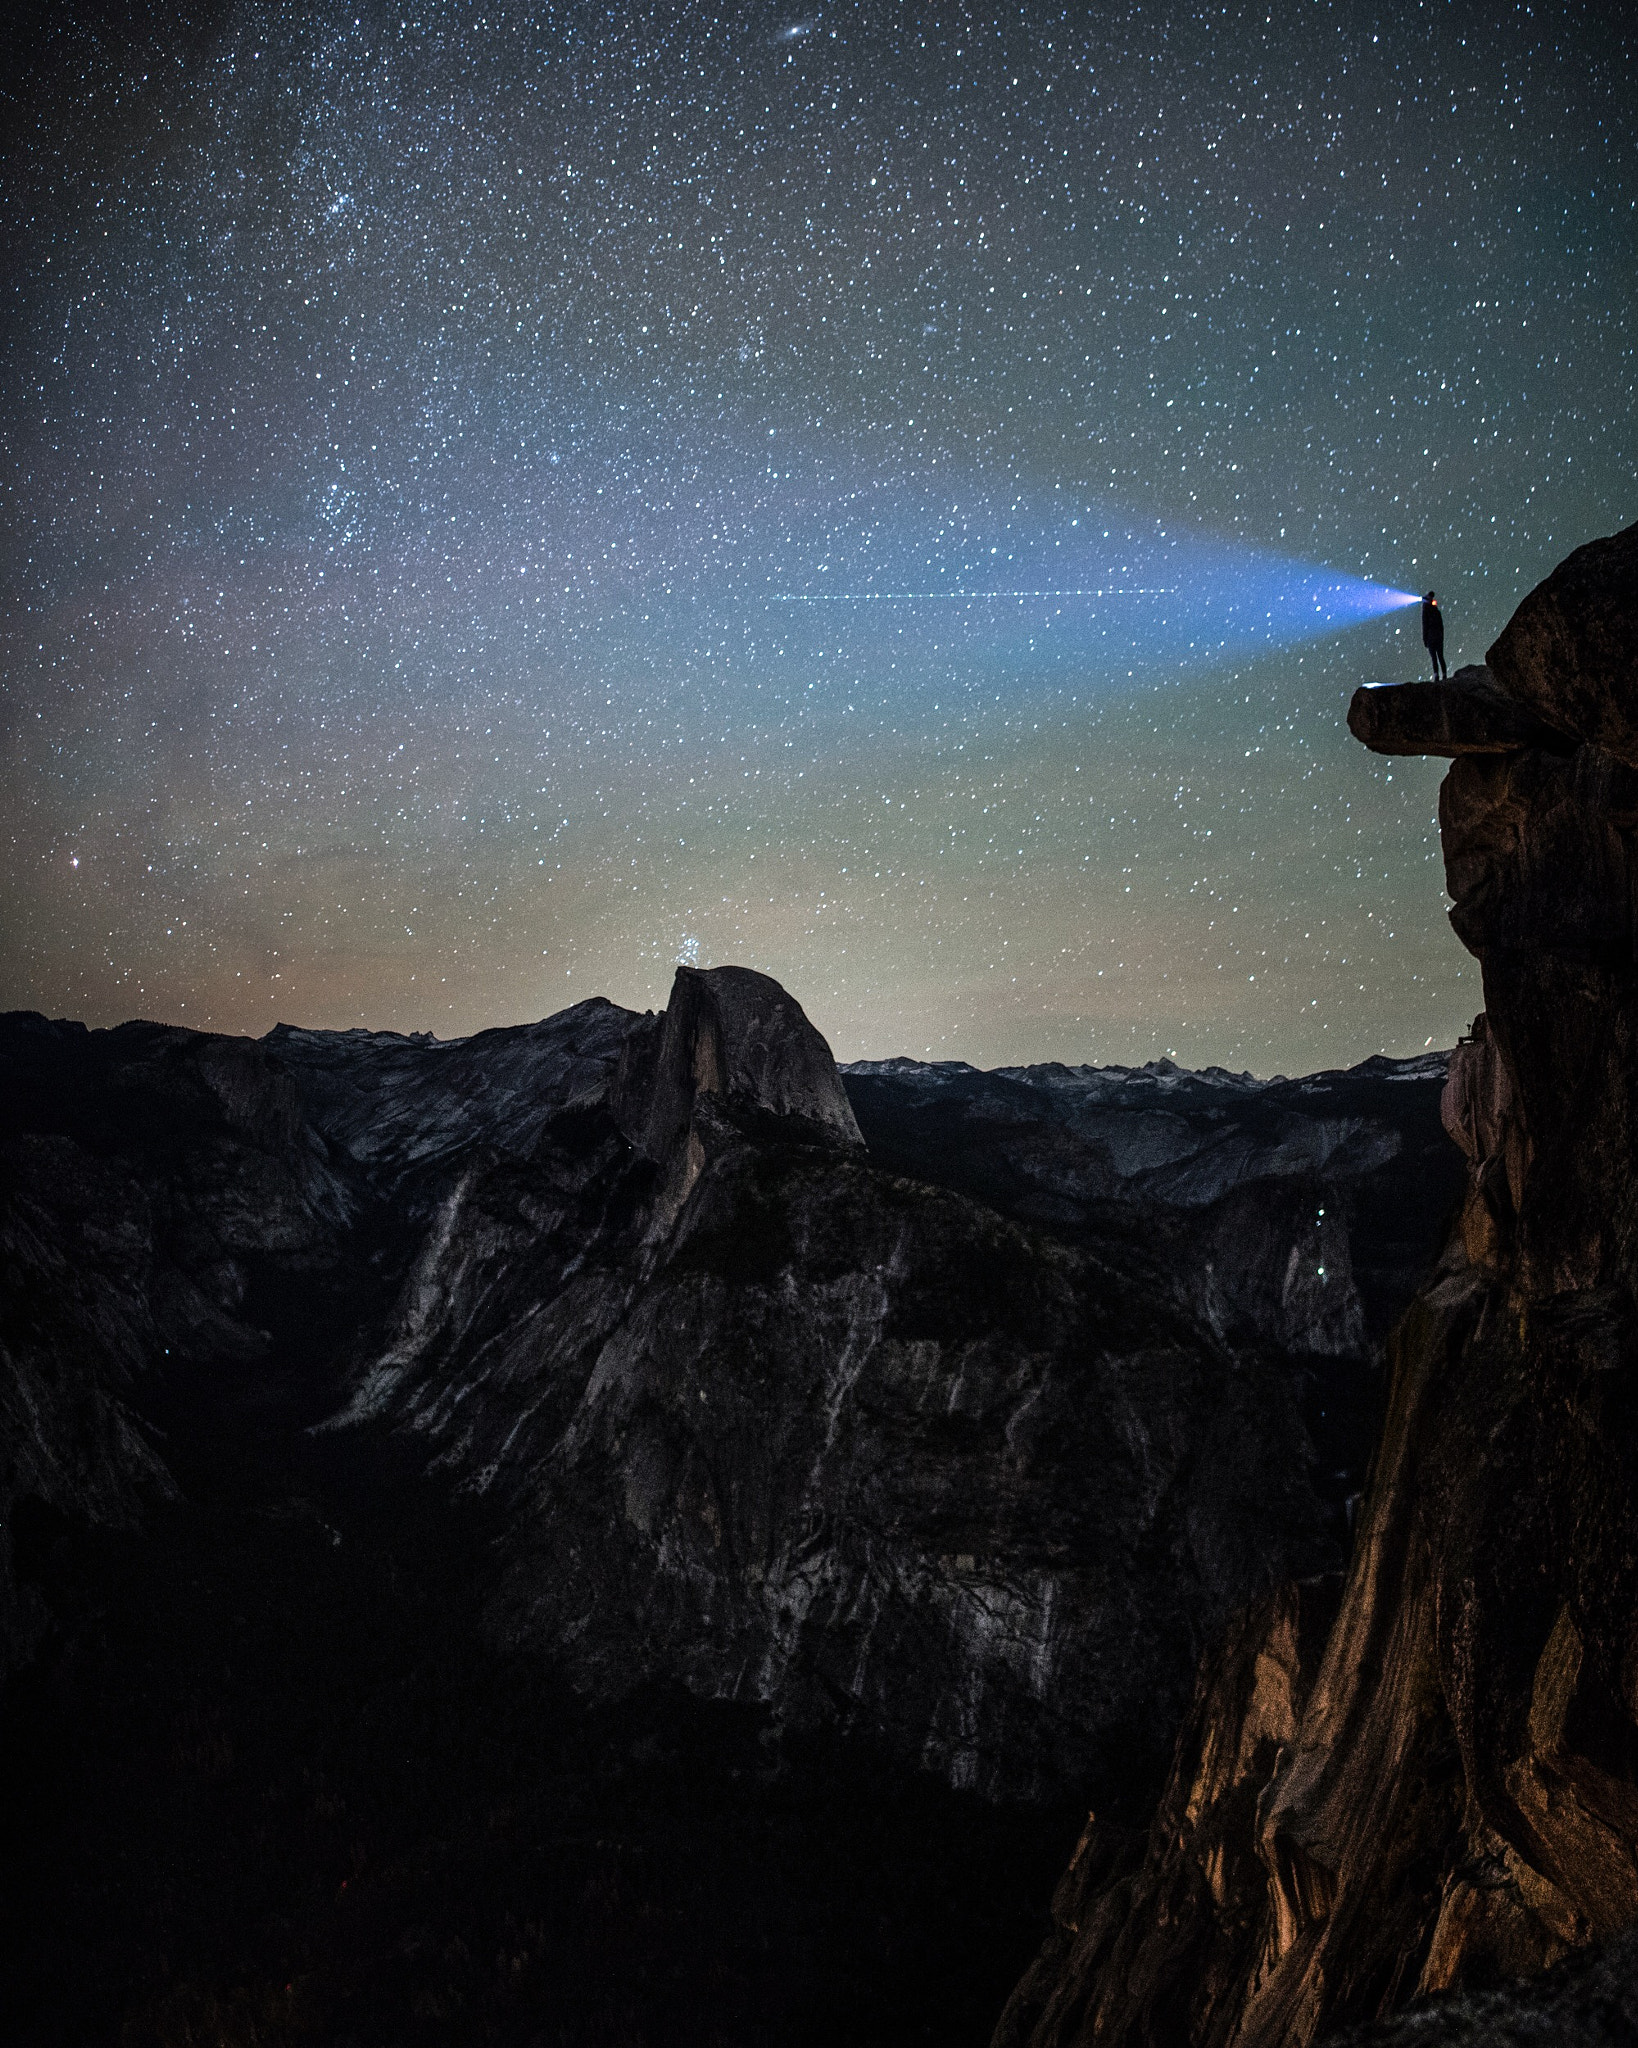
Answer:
[741,479,1423,673]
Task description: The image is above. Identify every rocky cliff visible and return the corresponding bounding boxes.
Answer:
[308,971,1456,1805]
[995,519,1638,2047]
[3,974,1457,1804]
[0,956,1461,2040]
[843,1051,1454,1372]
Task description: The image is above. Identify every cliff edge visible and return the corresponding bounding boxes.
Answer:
[995,520,1638,2046]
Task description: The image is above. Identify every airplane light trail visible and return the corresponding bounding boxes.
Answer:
[756,565,1421,666]
[768,588,1181,600]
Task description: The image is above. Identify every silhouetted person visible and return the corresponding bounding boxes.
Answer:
[1422,591,1447,680]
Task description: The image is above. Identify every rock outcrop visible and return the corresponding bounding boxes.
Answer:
[1329,1921,1638,2044]
[997,519,1638,2045]
[1487,523,1638,764]
[614,962,865,1163]
[1347,664,1571,757]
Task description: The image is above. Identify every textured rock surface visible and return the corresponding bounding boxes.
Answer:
[1487,521,1638,764]
[265,997,640,1187]
[998,519,1638,2045]
[994,1572,1344,2048]
[1347,665,1571,757]
[1,968,1456,1809]
[1329,1922,1638,2044]
[323,972,1454,1802]
[613,962,865,1166]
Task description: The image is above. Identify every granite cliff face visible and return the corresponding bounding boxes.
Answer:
[3,969,1457,1811]
[1,951,1462,2038]
[311,971,1455,1804]
[996,520,1638,2047]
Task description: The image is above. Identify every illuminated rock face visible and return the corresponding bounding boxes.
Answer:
[996,519,1638,2048]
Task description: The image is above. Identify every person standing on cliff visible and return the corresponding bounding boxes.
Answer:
[1422,591,1448,680]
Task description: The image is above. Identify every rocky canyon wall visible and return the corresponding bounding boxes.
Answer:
[2,965,1456,1810]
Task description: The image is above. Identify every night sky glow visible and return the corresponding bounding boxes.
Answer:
[2,2,1632,1069]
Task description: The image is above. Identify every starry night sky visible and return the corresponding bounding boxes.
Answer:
[3,1,1632,1070]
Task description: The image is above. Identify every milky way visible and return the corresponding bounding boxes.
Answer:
[2,1,1632,1068]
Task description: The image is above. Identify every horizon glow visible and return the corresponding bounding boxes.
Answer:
[1,4,1629,1075]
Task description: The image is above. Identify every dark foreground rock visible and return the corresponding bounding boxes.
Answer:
[1347,664,1571,758]
[998,519,1638,2048]
[1329,1921,1638,2044]
[1487,522,1638,763]
[0,1013,356,1675]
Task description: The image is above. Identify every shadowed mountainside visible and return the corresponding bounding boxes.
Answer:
[1,957,1461,2042]
[3,973,1459,1803]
